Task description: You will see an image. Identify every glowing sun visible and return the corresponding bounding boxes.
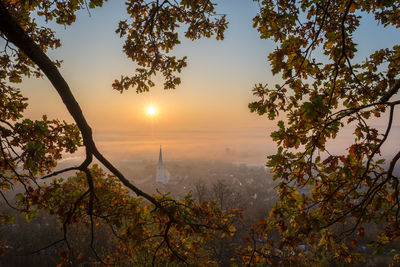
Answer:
[146,106,157,116]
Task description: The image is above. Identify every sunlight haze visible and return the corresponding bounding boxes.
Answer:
[18,0,400,164]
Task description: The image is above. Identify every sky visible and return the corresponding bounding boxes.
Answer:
[18,0,400,164]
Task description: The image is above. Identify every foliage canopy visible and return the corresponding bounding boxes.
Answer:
[0,0,399,266]
[246,0,400,265]
[0,0,235,265]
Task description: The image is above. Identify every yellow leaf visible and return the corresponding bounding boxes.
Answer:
[349,3,356,13]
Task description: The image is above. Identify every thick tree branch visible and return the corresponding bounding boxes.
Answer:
[0,2,94,148]
[0,1,160,208]
[380,79,400,103]
[388,150,400,180]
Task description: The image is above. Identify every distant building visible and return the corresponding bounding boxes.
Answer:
[156,146,169,184]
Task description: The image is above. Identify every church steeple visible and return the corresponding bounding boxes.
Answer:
[156,146,168,184]
[158,146,163,164]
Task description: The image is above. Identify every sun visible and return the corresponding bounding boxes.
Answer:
[146,106,157,116]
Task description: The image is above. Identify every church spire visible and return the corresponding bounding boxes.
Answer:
[158,145,163,164]
[156,146,168,184]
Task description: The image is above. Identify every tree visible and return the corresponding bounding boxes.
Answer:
[0,0,236,265]
[245,0,400,265]
[2,0,399,265]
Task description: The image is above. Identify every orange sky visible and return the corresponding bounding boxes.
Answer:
[17,0,400,164]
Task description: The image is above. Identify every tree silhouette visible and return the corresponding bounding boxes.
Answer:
[1,0,399,265]
[0,1,235,265]
[245,0,400,265]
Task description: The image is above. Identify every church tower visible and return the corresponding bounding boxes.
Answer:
[156,146,169,184]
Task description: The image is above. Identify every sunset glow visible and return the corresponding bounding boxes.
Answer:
[146,106,157,116]
[19,1,400,162]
